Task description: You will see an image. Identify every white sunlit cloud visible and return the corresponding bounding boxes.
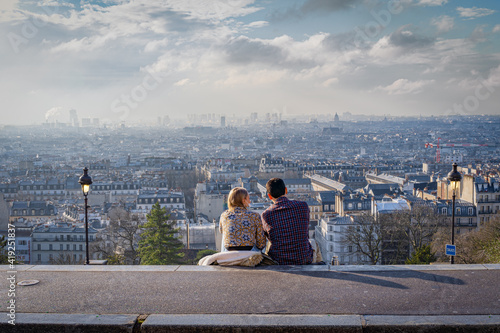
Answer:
[431,15,454,33]
[0,0,18,12]
[416,0,448,6]
[373,79,435,95]
[493,25,500,33]
[457,6,496,19]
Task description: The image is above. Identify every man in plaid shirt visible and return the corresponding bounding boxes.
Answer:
[261,178,313,265]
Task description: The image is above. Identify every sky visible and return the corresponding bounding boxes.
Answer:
[0,0,499,125]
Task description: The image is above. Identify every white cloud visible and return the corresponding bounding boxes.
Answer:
[0,0,18,11]
[416,0,448,6]
[457,7,496,19]
[144,38,168,53]
[431,15,454,33]
[322,78,339,87]
[374,79,435,95]
[246,21,268,28]
[50,33,118,53]
[37,1,75,7]
[493,25,500,33]
[174,78,190,86]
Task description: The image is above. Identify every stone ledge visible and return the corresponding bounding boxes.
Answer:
[1,314,499,333]
[1,263,498,273]
[0,313,138,333]
[142,314,362,332]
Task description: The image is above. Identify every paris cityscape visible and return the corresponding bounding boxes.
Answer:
[1,112,499,266]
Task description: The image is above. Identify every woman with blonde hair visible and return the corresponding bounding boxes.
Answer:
[219,187,266,252]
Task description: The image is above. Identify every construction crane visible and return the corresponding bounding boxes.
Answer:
[425,138,488,163]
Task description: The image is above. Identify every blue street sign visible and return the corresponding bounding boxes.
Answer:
[445,244,456,256]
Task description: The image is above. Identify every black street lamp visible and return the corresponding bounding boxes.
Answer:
[447,163,462,264]
[78,167,93,265]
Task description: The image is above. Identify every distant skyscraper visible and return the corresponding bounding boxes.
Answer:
[251,112,258,123]
[81,118,91,127]
[221,116,226,127]
[69,109,79,127]
[334,113,340,122]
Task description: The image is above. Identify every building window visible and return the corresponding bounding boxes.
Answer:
[348,246,353,253]
[67,235,70,241]
[441,208,447,214]
[49,244,52,250]
[468,208,473,215]
[37,244,41,250]
[60,244,63,250]
[79,244,83,251]
[67,244,70,250]
[80,235,83,241]
[73,244,76,251]
[37,254,41,261]
[90,235,93,241]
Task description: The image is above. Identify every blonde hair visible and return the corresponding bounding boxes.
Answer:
[227,187,248,210]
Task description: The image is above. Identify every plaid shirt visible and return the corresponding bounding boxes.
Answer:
[261,196,313,265]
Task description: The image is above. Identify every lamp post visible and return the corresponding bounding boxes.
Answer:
[447,163,462,264]
[78,167,93,265]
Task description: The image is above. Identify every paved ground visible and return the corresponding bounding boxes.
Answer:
[1,264,499,316]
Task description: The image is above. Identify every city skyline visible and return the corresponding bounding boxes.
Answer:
[1,0,500,126]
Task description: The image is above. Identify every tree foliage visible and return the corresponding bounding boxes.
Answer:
[137,202,184,265]
[0,235,9,264]
[405,245,436,265]
[195,249,217,263]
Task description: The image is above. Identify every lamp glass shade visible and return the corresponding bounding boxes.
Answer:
[78,167,93,195]
[82,184,90,195]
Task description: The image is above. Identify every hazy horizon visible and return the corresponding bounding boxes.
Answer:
[1,0,500,126]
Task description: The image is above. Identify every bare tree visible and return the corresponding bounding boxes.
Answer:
[92,207,142,265]
[392,202,447,257]
[433,215,500,264]
[341,213,387,265]
[50,253,85,265]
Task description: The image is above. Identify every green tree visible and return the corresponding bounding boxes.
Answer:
[405,245,436,265]
[137,202,184,265]
[0,235,8,264]
[195,249,217,263]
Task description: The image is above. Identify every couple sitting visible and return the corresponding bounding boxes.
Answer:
[201,178,321,266]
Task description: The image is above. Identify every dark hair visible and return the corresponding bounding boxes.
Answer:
[266,178,286,199]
